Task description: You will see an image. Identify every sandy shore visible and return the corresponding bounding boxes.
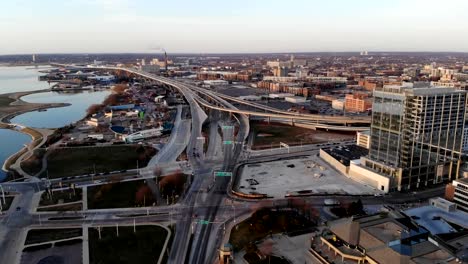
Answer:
[0,89,71,123]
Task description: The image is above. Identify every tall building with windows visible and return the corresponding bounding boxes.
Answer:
[358,85,467,191]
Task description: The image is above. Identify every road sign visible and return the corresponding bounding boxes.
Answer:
[222,125,234,129]
[199,220,210,225]
[214,171,232,177]
[223,140,233,145]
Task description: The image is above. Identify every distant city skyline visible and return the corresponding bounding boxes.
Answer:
[1,0,468,55]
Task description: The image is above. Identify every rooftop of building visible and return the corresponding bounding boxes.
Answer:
[322,144,368,166]
[327,211,458,264]
[375,84,466,96]
[358,130,370,135]
[454,177,468,185]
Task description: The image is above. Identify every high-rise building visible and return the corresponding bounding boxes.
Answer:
[356,85,467,191]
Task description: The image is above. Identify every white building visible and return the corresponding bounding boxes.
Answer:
[124,127,163,143]
[349,159,391,193]
[429,197,457,212]
[331,99,344,110]
[452,178,468,212]
[203,80,228,86]
[268,93,294,99]
[285,96,308,104]
[356,130,370,149]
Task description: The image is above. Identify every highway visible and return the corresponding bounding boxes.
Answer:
[47,64,367,263]
[0,64,430,264]
[51,64,371,130]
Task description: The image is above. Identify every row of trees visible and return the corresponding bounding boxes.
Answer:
[85,83,130,116]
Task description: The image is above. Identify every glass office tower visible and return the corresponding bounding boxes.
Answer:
[363,85,466,191]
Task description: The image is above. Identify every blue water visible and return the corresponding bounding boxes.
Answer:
[11,91,110,128]
[0,66,110,180]
[0,66,50,93]
[0,129,31,181]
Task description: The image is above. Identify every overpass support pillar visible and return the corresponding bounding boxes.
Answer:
[267,116,270,124]
[291,119,295,126]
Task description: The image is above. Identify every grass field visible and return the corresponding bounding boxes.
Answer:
[87,179,156,209]
[251,122,354,150]
[89,226,168,264]
[25,228,82,245]
[45,145,156,178]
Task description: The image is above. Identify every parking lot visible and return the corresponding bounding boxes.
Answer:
[236,154,378,198]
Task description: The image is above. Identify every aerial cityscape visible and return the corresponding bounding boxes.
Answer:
[1,1,468,264]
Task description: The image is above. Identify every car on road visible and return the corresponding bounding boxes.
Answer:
[94,180,102,184]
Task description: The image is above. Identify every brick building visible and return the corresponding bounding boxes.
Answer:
[344,93,372,112]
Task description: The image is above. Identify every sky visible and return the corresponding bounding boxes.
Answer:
[1,0,468,54]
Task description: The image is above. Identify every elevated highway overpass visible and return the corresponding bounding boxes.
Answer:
[52,63,370,131]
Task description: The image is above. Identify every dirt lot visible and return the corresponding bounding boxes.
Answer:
[251,122,354,150]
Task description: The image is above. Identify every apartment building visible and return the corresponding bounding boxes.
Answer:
[351,85,467,192]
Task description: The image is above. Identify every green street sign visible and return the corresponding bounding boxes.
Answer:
[215,171,232,177]
[199,220,210,225]
[223,140,233,145]
[222,125,233,129]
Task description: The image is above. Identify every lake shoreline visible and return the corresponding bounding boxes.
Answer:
[0,89,70,177]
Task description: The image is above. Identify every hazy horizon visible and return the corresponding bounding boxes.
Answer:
[2,0,468,55]
[4,51,468,57]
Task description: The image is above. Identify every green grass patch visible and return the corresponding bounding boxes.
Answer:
[45,145,156,179]
[25,228,82,245]
[89,225,168,264]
